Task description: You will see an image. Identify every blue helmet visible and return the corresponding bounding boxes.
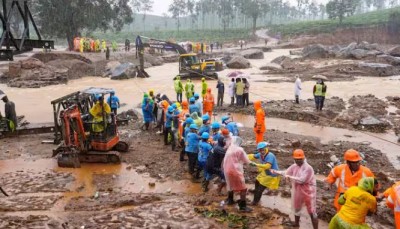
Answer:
[211,122,220,129]
[194,93,200,99]
[257,142,269,150]
[201,132,210,139]
[171,103,177,109]
[168,106,174,113]
[110,91,115,95]
[185,117,194,125]
[202,114,210,121]
[189,97,195,103]
[189,124,198,130]
[221,116,230,123]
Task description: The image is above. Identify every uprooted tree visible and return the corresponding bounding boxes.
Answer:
[33,0,133,50]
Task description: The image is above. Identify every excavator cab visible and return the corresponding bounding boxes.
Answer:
[178,54,218,79]
[52,87,129,168]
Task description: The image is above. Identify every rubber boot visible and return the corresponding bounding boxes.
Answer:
[226,191,235,205]
[311,215,319,229]
[238,200,252,212]
[202,179,209,192]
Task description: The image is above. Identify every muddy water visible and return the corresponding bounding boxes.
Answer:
[231,113,400,169]
[1,48,400,123]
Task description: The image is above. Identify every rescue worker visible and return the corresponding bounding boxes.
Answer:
[253,100,265,144]
[235,78,244,106]
[106,47,110,60]
[203,88,214,117]
[1,95,17,132]
[181,117,194,162]
[180,101,190,119]
[222,128,232,150]
[189,97,200,116]
[211,122,221,142]
[95,39,100,52]
[248,142,280,205]
[185,79,194,100]
[90,95,111,132]
[243,78,250,107]
[164,106,175,148]
[112,41,118,52]
[171,104,181,151]
[313,79,323,111]
[174,75,184,103]
[329,177,378,229]
[79,37,84,53]
[102,40,106,52]
[185,124,201,177]
[149,90,157,123]
[194,93,202,116]
[228,78,236,106]
[201,78,208,100]
[321,80,327,110]
[198,132,213,186]
[141,93,153,130]
[284,149,318,229]
[216,79,225,106]
[223,136,254,212]
[191,112,203,128]
[221,116,239,136]
[294,75,302,104]
[107,91,120,115]
[383,181,400,228]
[205,136,226,194]
[156,93,172,105]
[159,100,169,132]
[199,114,211,136]
[325,149,374,211]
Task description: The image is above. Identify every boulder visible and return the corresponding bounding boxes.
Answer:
[240,49,264,59]
[289,50,303,56]
[302,44,329,59]
[337,42,357,58]
[358,62,399,76]
[8,62,21,78]
[357,116,390,132]
[389,46,400,57]
[260,63,282,71]
[271,55,295,69]
[226,56,251,69]
[144,54,164,66]
[21,58,45,69]
[356,41,375,50]
[47,59,95,79]
[110,63,137,80]
[350,49,369,59]
[106,61,121,71]
[376,55,400,66]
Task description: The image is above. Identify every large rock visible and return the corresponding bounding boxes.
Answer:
[358,62,398,76]
[389,46,400,57]
[240,49,264,59]
[350,49,369,59]
[271,55,295,69]
[337,42,357,58]
[259,63,282,71]
[376,55,400,66]
[47,59,95,79]
[106,61,121,71]
[302,44,329,59]
[226,56,251,69]
[357,116,390,132]
[144,54,164,66]
[110,63,137,80]
[21,58,45,69]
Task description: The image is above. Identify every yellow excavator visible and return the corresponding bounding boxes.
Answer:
[135,36,219,79]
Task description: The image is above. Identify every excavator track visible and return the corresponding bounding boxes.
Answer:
[113,141,129,152]
[55,147,122,168]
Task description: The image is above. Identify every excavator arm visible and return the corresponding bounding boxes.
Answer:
[60,105,87,152]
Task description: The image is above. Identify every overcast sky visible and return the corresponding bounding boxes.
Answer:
[151,0,329,16]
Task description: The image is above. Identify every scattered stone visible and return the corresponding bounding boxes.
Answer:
[302,44,329,59]
[226,56,251,69]
[259,63,282,71]
[110,63,137,80]
[240,49,264,59]
[358,62,398,76]
[291,140,301,148]
[388,45,400,57]
[376,55,400,66]
[148,182,156,187]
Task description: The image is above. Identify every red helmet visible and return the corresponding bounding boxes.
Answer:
[344,149,362,162]
[221,128,230,136]
[293,149,305,159]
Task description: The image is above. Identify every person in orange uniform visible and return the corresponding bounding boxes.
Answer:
[325,149,374,211]
[253,100,265,144]
[203,88,214,117]
[383,181,400,229]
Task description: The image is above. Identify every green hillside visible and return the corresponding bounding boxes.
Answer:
[270,6,400,36]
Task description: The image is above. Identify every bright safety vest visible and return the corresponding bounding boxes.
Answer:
[314,84,323,96]
[387,183,400,229]
[174,79,183,93]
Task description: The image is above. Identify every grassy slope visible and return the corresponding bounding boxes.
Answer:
[270,6,400,36]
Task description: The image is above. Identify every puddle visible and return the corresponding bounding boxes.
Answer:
[230,114,400,169]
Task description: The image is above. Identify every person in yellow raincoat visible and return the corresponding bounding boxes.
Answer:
[79,37,84,53]
[102,40,107,52]
[95,39,101,52]
[90,95,111,132]
[248,141,281,205]
[329,177,378,229]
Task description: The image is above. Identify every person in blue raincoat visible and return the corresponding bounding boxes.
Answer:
[221,115,239,136]
[181,117,194,161]
[107,91,120,115]
[189,97,200,115]
[194,93,202,116]
[141,93,153,130]
[204,136,226,194]
[197,132,213,189]
[185,124,201,177]
[199,114,211,136]
[248,142,281,205]
[165,106,178,150]
[211,122,221,142]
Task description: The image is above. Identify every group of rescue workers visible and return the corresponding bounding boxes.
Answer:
[84,76,400,229]
[73,37,119,53]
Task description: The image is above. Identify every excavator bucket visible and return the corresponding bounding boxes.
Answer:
[54,147,81,168]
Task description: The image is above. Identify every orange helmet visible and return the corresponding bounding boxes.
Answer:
[293,149,305,159]
[221,128,230,136]
[344,149,362,162]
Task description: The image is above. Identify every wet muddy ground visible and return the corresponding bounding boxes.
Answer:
[0,119,397,228]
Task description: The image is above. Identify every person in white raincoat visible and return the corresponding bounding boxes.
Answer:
[228,78,236,106]
[223,136,254,212]
[283,149,318,229]
[294,75,302,104]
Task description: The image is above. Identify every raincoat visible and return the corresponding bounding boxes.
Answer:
[325,164,374,211]
[195,98,203,116]
[89,101,111,132]
[384,181,400,229]
[189,103,200,116]
[225,122,239,136]
[107,95,120,109]
[212,131,221,142]
[205,137,226,181]
[228,81,235,98]
[174,78,183,93]
[248,152,280,190]
[198,140,213,164]
[102,40,106,51]
[329,178,377,229]
[185,132,200,153]
[185,80,194,99]
[141,96,154,123]
[203,88,214,116]
[254,101,266,143]
[294,77,302,96]
[223,137,251,192]
[199,124,210,136]
[285,160,317,215]
[201,80,208,98]
[191,112,203,128]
